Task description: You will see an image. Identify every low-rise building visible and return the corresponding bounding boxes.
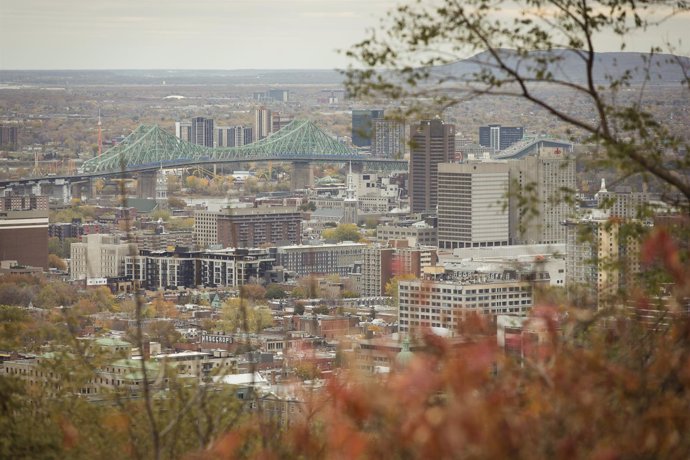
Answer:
[398,275,541,334]
[377,222,437,247]
[275,242,366,277]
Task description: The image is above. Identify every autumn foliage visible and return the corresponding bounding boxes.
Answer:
[200,228,690,459]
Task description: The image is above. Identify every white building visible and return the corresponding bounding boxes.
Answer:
[398,278,538,333]
[70,234,136,280]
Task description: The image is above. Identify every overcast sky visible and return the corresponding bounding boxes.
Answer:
[0,0,687,70]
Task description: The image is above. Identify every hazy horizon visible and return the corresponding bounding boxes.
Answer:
[1,0,688,71]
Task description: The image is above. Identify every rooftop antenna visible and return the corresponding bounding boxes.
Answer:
[97,109,103,156]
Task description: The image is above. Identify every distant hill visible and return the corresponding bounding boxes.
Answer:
[434,49,690,85]
[1,51,686,87]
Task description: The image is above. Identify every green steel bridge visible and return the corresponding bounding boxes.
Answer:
[80,119,407,175]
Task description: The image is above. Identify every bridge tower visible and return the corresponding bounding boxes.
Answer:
[291,161,313,190]
[137,171,157,199]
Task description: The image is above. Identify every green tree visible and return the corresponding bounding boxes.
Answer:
[35,281,78,309]
[147,320,181,349]
[265,284,287,300]
[322,223,361,242]
[219,299,273,333]
[167,196,187,209]
[239,284,266,302]
[385,273,418,308]
[151,209,171,222]
[299,201,317,212]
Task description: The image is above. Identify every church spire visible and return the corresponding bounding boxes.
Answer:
[599,177,607,193]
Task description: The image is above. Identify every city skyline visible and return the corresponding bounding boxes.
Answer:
[0,0,688,70]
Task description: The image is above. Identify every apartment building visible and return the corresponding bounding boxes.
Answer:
[275,242,366,277]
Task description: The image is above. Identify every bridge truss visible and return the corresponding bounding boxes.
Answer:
[81,119,385,174]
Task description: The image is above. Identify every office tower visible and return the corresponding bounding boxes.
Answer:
[508,150,576,244]
[437,162,511,249]
[352,109,384,147]
[268,89,289,102]
[372,118,406,158]
[215,126,253,147]
[0,124,19,150]
[254,107,272,140]
[215,126,229,148]
[409,119,455,214]
[479,124,524,151]
[175,121,192,142]
[271,112,293,133]
[240,126,254,145]
[0,195,49,269]
[190,117,214,147]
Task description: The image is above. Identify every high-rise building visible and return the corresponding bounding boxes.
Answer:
[372,118,406,158]
[436,151,575,248]
[175,121,192,142]
[437,162,511,249]
[215,126,253,147]
[0,124,19,150]
[194,210,219,248]
[190,117,214,147]
[357,246,395,297]
[0,195,49,269]
[254,107,272,140]
[352,109,384,147]
[271,112,293,133]
[508,150,576,245]
[409,119,455,214]
[268,89,289,102]
[215,126,229,148]
[479,124,524,151]
[565,211,621,309]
